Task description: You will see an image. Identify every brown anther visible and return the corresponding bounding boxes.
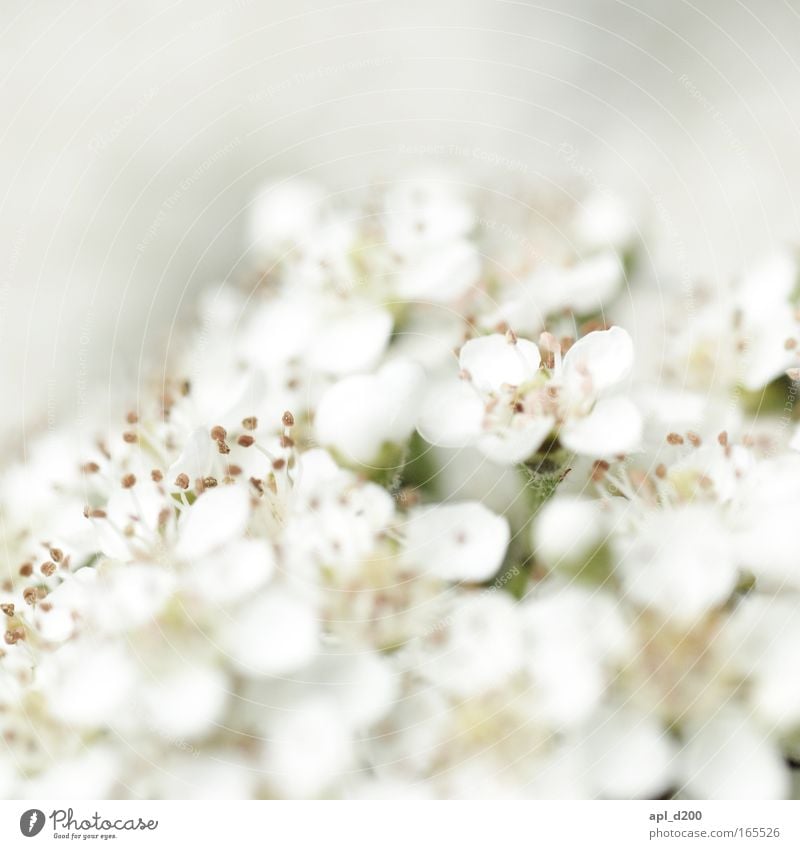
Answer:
[655,463,667,479]
[41,561,56,577]
[280,434,295,448]
[666,432,684,445]
[174,473,190,490]
[40,602,53,613]
[89,508,107,518]
[216,440,231,455]
[122,431,137,444]
[49,547,63,563]
[227,464,243,476]
[202,476,218,489]
[718,430,729,447]
[126,411,139,424]
[266,475,278,495]
[22,588,37,606]
[591,460,610,481]
[19,563,33,578]
[785,338,798,350]
[505,328,518,345]
[542,351,555,369]
[210,425,227,441]
[687,431,702,447]
[249,477,264,495]
[151,469,163,482]
[121,473,136,488]
[237,434,255,448]
[242,416,258,430]
[0,604,14,617]
[282,410,295,428]
[4,630,20,645]
[560,336,575,353]
[157,508,171,528]
[180,379,191,396]
[81,462,100,474]
[272,458,286,470]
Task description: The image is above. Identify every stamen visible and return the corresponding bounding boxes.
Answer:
[237,435,255,448]
[174,473,190,490]
[666,432,684,445]
[121,473,137,488]
[242,416,258,430]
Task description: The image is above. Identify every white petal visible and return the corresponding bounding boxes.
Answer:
[314,361,424,464]
[167,427,215,486]
[421,594,523,697]
[395,239,481,302]
[533,496,606,566]
[459,334,541,394]
[581,708,676,799]
[264,699,351,798]
[416,378,484,447]
[187,538,275,605]
[404,501,510,582]
[222,588,318,676]
[562,326,634,395]
[560,397,642,457]
[615,505,737,621]
[141,664,228,738]
[476,416,554,464]
[681,712,789,800]
[175,484,251,560]
[308,304,392,375]
[248,179,324,249]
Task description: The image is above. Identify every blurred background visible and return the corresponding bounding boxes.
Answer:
[2,0,800,450]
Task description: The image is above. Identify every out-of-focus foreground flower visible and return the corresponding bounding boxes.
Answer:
[2,176,800,799]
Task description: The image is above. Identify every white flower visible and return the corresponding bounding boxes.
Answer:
[248,179,324,250]
[680,711,789,800]
[264,698,352,798]
[383,177,474,254]
[577,707,676,799]
[220,587,318,677]
[533,496,606,567]
[613,503,737,621]
[314,359,424,465]
[419,326,641,463]
[175,484,251,561]
[403,501,510,582]
[417,593,524,698]
[573,193,636,251]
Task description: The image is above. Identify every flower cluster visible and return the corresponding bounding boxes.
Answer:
[1,176,799,799]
